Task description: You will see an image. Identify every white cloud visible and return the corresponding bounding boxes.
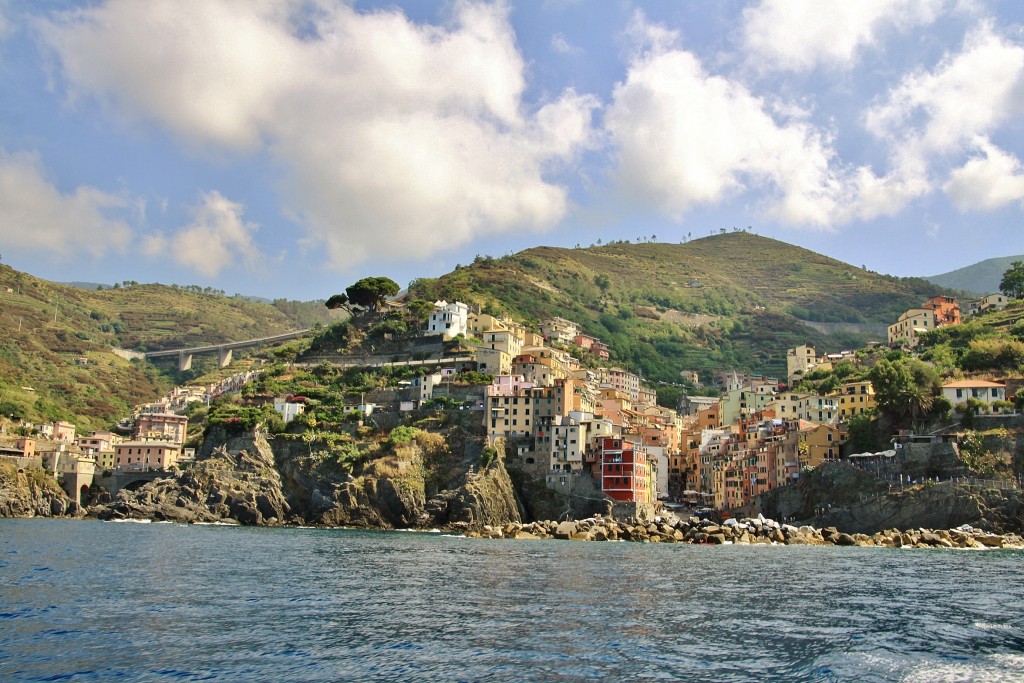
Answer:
[944,137,1024,211]
[865,22,1024,153]
[41,0,596,269]
[0,148,132,257]
[858,21,1024,215]
[550,33,581,56]
[143,191,263,278]
[605,16,845,227]
[741,0,946,73]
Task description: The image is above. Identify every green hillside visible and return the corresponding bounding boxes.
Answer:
[408,233,946,382]
[926,255,1024,295]
[0,265,339,431]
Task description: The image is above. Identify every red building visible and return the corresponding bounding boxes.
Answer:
[595,437,651,504]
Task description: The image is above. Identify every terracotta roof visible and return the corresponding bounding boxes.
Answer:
[942,380,1005,388]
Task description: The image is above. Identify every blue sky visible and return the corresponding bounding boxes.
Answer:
[1,0,1023,301]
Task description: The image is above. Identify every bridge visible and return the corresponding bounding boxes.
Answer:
[144,329,310,370]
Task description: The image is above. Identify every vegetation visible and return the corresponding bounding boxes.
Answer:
[338,276,400,311]
[999,261,1024,299]
[0,263,342,430]
[409,233,938,382]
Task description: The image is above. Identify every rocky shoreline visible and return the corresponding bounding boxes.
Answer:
[463,514,1024,549]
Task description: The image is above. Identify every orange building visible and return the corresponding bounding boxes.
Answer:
[924,295,961,327]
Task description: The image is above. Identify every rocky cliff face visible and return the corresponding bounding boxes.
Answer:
[90,427,293,524]
[89,424,523,529]
[752,462,1024,534]
[0,461,71,518]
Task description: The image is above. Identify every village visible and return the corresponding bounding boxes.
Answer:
[0,288,1018,521]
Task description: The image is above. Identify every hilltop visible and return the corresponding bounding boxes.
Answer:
[408,232,943,382]
[926,254,1024,295]
[0,264,341,431]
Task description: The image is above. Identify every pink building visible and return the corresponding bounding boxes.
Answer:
[134,413,188,445]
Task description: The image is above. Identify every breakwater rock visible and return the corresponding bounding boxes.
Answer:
[465,514,1024,549]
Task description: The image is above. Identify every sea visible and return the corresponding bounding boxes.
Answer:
[2,519,1023,682]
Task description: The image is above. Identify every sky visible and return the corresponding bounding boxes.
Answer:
[1,0,1024,301]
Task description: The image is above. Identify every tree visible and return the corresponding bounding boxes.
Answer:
[999,261,1024,299]
[344,277,400,311]
[325,293,349,309]
[594,274,611,294]
[869,358,926,426]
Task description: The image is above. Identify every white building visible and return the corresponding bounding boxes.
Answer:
[427,300,469,339]
[941,380,1006,408]
[273,397,306,424]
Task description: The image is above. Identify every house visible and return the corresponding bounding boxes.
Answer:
[924,295,961,326]
[595,437,652,504]
[887,307,936,347]
[800,424,847,468]
[941,380,1006,408]
[114,441,181,471]
[474,347,511,376]
[540,317,580,345]
[573,333,610,360]
[975,293,1009,314]
[426,300,469,339]
[888,296,961,347]
[134,412,188,445]
[829,380,876,419]
[482,329,523,359]
[273,397,306,424]
[787,345,823,383]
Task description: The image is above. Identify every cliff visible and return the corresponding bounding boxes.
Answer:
[0,460,72,518]
[752,462,1024,535]
[89,424,523,529]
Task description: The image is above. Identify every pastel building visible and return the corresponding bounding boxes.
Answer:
[134,413,188,445]
[941,380,1006,408]
[114,441,182,471]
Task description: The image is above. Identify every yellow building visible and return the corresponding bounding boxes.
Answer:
[829,381,876,419]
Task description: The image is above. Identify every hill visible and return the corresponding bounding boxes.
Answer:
[0,264,340,431]
[408,233,946,382]
[926,255,1024,295]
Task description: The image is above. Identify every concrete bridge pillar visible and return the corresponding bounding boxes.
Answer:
[179,351,193,371]
[218,347,233,368]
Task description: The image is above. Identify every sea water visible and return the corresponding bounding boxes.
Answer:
[2,519,1023,682]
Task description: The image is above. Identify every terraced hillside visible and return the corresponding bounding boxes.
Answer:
[0,265,339,430]
[409,233,947,382]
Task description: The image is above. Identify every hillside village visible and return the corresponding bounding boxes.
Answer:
[3,276,1021,524]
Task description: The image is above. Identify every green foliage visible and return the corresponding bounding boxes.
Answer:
[345,276,400,310]
[388,425,421,446]
[325,293,349,309]
[206,397,283,432]
[869,358,934,427]
[960,337,1024,371]
[958,429,1012,476]
[999,261,1024,299]
[306,321,351,354]
[454,371,494,385]
[846,412,881,453]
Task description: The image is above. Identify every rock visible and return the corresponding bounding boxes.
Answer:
[554,520,577,539]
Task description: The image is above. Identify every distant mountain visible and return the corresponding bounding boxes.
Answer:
[408,233,947,382]
[926,255,1024,295]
